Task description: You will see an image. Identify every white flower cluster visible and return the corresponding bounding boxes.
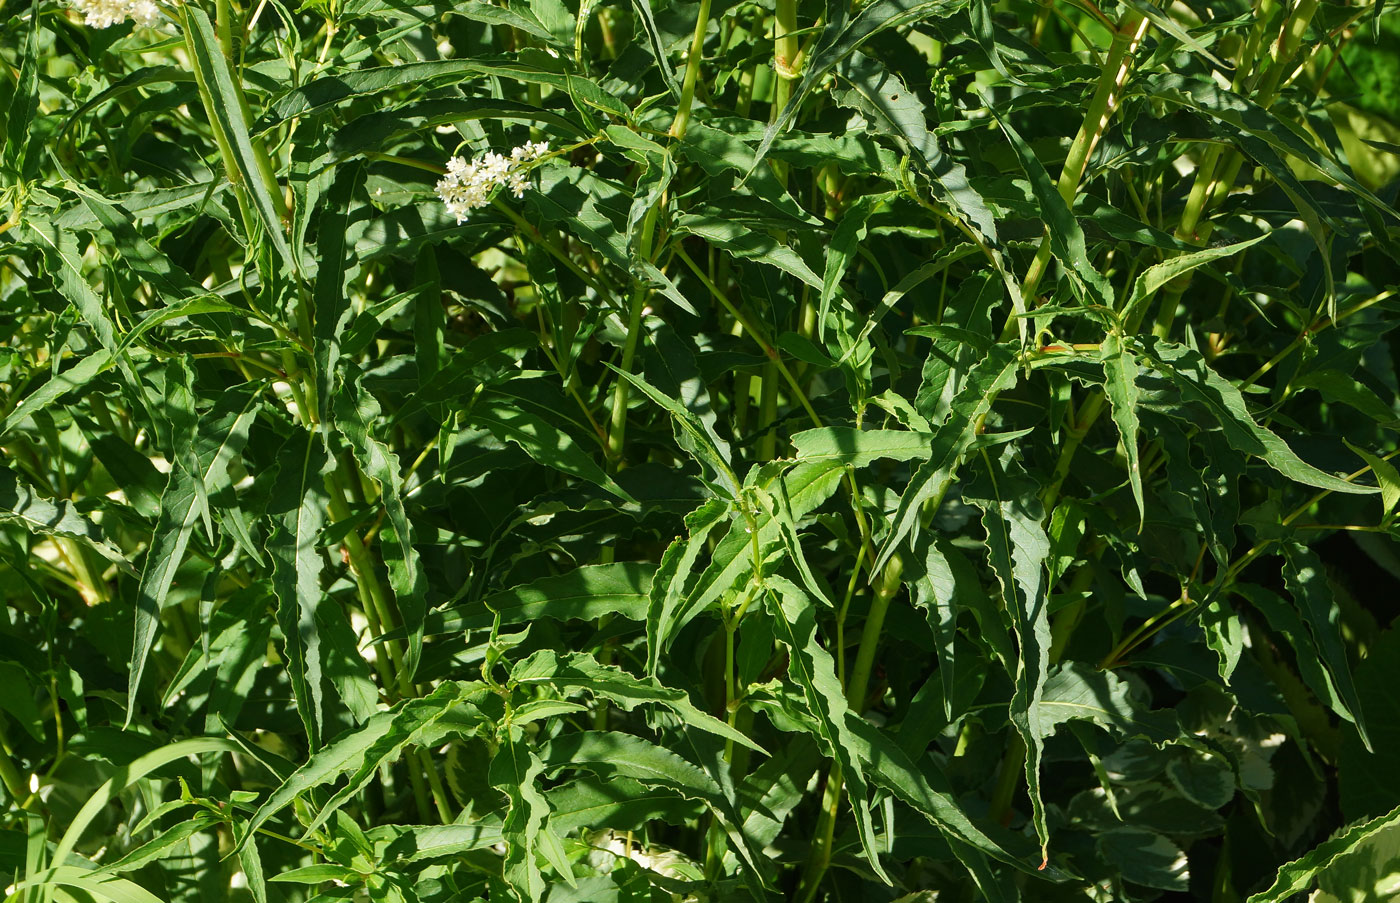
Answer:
[436,141,550,223]
[68,0,159,28]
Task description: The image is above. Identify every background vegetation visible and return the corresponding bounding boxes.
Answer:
[3,0,1400,900]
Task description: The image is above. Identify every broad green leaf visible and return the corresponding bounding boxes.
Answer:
[263,59,573,123]
[1247,804,1400,903]
[672,214,822,288]
[1039,663,1178,744]
[790,427,935,467]
[1099,828,1190,891]
[422,562,655,634]
[8,867,166,903]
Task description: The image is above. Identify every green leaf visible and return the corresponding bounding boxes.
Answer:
[1101,333,1144,525]
[1247,804,1400,903]
[335,375,425,680]
[511,649,764,752]
[492,727,576,899]
[1346,441,1400,519]
[763,576,889,883]
[127,384,261,725]
[1098,829,1189,891]
[647,499,731,677]
[1122,234,1270,323]
[269,864,361,884]
[267,433,332,748]
[470,393,632,502]
[183,7,293,269]
[314,162,367,429]
[424,562,655,634]
[753,0,963,170]
[964,453,1053,864]
[263,59,574,124]
[833,54,996,241]
[876,343,1020,574]
[672,214,822,288]
[1283,542,1371,751]
[9,867,168,903]
[0,465,129,572]
[789,427,933,467]
[239,684,475,849]
[1144,339,1374,495]
[982,97,1112,309]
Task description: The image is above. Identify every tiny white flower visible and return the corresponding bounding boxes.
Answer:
[68,0,161,28]
[437,142,551,222]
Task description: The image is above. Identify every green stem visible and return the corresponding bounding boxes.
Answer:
[988,734,1027,825]
[606,203,660,464]
[1018,8,1149,308]
[670,0,713,139]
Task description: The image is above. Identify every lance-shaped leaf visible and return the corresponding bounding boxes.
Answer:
[665,461,845,655]
[982,97,1112,309]
[237,683,474,850]
[541,731,769,892]
[1283,543,1372,751]
[764,576,889,884]
[0,465,129,571]
[1247,804,1400,903]
[1101,334,1145,525]
[468,392,632,502]
[647,498,730,676]
[183,7,293,269]
[335,374,425,681]
[268,432,332,747]
[753,0,964,170]
[610,366,740,499]
[964,452,1052,864]
[876,344,1020,574]
[511,649,764,753]
[126,384,261,724]
[1121,234,1270,324]
[1143,339,1374,495]
[412,562,654,636]
[315,162,366,429]
[833,54,996,242]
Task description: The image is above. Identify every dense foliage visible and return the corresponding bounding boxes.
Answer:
[3,0,1400,899]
